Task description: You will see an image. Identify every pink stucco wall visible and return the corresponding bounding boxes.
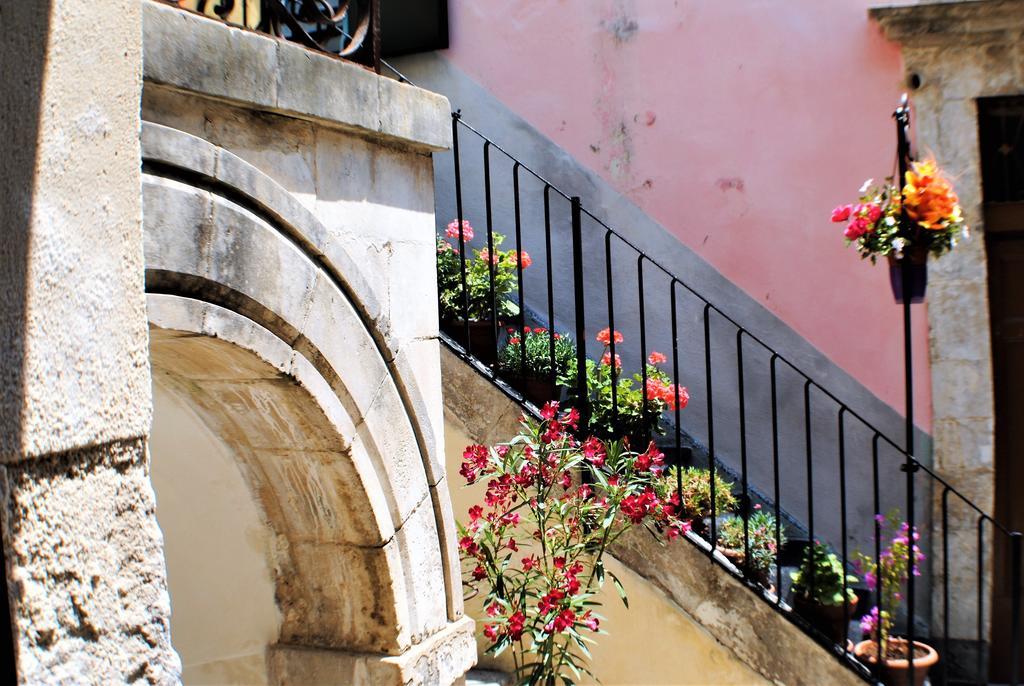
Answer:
[443,0,932,429]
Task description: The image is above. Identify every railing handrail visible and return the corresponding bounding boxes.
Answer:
[449,113,1014,539]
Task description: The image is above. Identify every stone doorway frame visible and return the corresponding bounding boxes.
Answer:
[871,0,1024,672]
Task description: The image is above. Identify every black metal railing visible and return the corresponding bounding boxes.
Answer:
[171,0,381,72]
[436,105,1023,684]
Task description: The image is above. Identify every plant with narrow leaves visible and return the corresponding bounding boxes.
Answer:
[791,542,858,606]
[497,326,576,384]
[457,402,688,685]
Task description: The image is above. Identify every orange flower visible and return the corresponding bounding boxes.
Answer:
[903,159,963,231]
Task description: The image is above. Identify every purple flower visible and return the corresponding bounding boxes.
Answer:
[875,514,886,525]
[860,606,880,636]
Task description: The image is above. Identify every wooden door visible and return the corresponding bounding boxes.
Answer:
[981,95,1024,683]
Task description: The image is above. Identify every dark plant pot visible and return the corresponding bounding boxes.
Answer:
[510,377,560,407]
[854,638,939,686]
[887,251,928,304]
[444,319,499,365]
[792,594,857,645]
[720,548,772,588]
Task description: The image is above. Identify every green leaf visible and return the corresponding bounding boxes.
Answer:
[609,571,629,608]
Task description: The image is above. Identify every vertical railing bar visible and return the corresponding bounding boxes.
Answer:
[543,186,556,388]
[1012,531,1022,686]
[838,407,849,649]
[451,114,470,352]
[671,281,682,505]
[637,256,649,446]
[942,487,951,686]
[770,354,782,603]
[804,379,815,606]
[704,303,716,551]
[873,432,883,681]
[737,330,749,578]
[605,231,618,434]
[483,142,497,364]
[978,516,985,683]
[512,163,526,385]
[570,197,589,433]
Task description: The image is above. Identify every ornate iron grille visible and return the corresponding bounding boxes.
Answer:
[176,0,380,72]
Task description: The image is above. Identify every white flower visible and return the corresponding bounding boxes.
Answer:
[963,225,971,239]
[859,178,875,194]
[884,216,897,227]
[892,237,907,259]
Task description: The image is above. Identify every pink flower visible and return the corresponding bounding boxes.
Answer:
[445,219,474,242]
[483,623,498,641]
[581,436,606,467]
[866,203,882,222]
[648,351,667,365]
[514,251,533,269]
[831,205,853,223]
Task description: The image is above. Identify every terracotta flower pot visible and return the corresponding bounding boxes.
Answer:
[854,638,939,686]
[792,594,857,645]
[720,548,772,588]
[444,319,499,364]
[886,247,928,304]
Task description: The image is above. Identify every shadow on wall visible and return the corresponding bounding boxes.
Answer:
[0,1,53,678]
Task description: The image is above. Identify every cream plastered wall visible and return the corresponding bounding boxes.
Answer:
[444,419,766,686]
[150,382,280,685]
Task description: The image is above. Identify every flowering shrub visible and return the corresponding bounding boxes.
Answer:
[569,329,689,443]
[458,403,687,684]
[832,159,968,262]
[497,326,577,385]
[656,466,737,525]
[717,510,785,587]
[791,542,859,607]
[855,514,925,656]
[437,220,532,322]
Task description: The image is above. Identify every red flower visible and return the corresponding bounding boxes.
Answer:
[521,555,539,571]
[468,505,483,522]
[459,535,479,557]
[540,401,559,420]
[648,351,667,365]
[582,436,606,467]
[582,611,600,632]
[634,441,665,473]
[514,250,533,269]
[483,623,498,641]
[553,608,577,632]
[472,564,487,580]
[831,205,852,223]
[507,611,526,640]
[596,328,624,345]
[500,511,521,526]
[486,602,502,618]
[509,337,520,345]
[601,351,622,369]
[446,219,474,242]
[459,444,490,484]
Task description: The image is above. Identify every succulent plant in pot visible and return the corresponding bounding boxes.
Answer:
[790,542,859,645]
[717,510,785,590]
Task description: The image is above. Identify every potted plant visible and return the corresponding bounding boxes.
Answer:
[790,542,859,645]
[831,159,968,303]
[457,403,688,685]
[566,329,689,445]
[437,219,531,363]
[496,326,576,406]
[656,466,737,535]
[716,509,785,590]
[853,515,937,686]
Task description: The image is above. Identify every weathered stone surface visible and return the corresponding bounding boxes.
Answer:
[0,0,153,463]
[0,440,180,683]
[142,0,452,152]
[267,616,476,686]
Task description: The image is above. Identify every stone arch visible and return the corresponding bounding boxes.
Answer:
[141,122,469,681]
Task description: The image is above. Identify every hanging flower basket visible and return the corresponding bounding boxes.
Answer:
[886,245,928,304]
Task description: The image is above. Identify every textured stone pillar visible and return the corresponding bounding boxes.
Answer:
[0,0,180,682]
